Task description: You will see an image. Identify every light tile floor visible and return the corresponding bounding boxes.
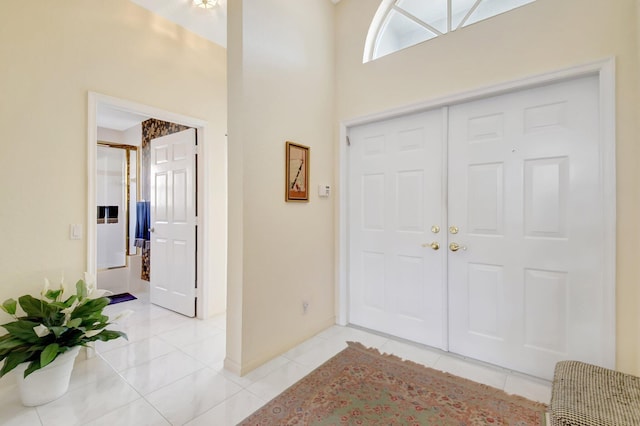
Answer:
[0,294,552,425]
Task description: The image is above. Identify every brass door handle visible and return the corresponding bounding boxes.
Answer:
[449,242,467,252]
[422,242,440,250]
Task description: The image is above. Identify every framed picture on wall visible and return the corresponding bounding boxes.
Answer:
[285,141,310,202]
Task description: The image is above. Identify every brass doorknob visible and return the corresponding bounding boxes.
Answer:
[449,242,466,252]
[422,242,440,250]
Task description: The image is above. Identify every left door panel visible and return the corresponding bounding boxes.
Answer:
[348,109,446,349]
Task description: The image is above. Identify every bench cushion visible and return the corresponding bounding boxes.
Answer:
[550,360,640,426]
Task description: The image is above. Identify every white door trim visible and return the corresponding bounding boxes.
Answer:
[337,57,616,368]
[88,92,211,319]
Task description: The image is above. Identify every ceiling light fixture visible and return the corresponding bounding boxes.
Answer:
[193,0,218,9]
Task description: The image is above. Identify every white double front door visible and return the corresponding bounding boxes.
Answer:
[348,75,611,379]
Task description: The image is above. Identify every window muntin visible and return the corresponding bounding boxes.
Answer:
[365,0,536,62]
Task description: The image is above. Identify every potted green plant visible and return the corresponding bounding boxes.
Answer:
[0,274,129,406]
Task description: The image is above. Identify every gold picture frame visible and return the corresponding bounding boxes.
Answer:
[285,141,310,202]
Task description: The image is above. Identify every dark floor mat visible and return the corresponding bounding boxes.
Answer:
[107,292,137,305]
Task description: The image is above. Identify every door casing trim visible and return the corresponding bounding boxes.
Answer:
[88,92,210,319]
[336,57,616,368]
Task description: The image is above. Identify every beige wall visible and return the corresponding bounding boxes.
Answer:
[226,0,336,374]
[336,0,640,374]
[3,0,635,378]
[0,1,227,317]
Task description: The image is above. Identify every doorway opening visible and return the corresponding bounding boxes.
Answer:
[88,93,218,319]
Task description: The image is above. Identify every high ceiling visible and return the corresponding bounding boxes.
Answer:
[129,0,228,47]
[128,0,341,49]
[98,0,341,130]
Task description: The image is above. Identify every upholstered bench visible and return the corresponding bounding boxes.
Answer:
[550,360,640,425]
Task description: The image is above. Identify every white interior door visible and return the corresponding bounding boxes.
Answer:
[348,74,612,379]
[348,110,446,348]
[447,75,606,379]
[150,129,197,317]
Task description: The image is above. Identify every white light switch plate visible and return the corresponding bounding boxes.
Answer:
[318,184,331,197]
[70,224,83,240]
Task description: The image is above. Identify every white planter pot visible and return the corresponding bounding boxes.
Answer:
[14,346,80,406]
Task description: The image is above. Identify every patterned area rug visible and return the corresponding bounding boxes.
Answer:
[240,342,547,425]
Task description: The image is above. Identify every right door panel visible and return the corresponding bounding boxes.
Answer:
[447,75,605,379]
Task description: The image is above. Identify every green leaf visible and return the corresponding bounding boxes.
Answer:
[76,280,87,300]
[88,330,127,342]
[50,295,77,310]
[49,326,67,338]
[49,302,67,310]
[0,351,31,378]
[40,343,60,368]
[1,320,40,341]
[0,335,30,359]
[1,299,17,315]
[0,335,26,351]
[67,318,82,328]
[23,359,41,378]
[44,289,62,301]
[70,298,109,322]
[18,295,52,319]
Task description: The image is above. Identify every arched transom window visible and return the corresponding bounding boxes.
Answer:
[364,0,536,62]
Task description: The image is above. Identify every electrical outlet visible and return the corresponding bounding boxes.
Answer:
[302,301,309,314]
